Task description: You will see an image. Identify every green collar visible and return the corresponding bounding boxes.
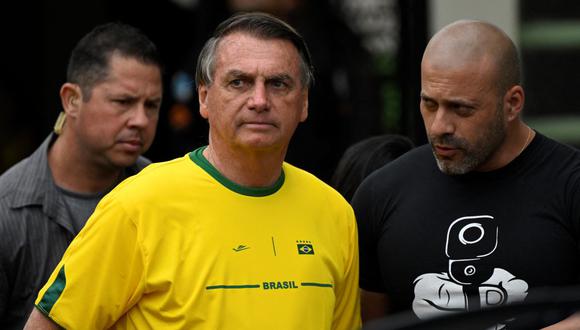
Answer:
[189,146,285,197]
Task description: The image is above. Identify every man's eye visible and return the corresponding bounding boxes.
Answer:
[145,101,161,113]
[421,99,437,111]
[456,106,475,117]
[450,104,475,117]
[272,80,285,88]
[229,79,244,88]
[114,99,131,105]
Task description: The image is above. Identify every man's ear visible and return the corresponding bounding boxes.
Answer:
[299,89,308,122]
[198,85,209,119]
[60,83,83,118]
[504,85,525,122]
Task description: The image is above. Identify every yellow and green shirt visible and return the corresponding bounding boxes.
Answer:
[35,147,361,329]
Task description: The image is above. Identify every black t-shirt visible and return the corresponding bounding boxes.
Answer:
[353,132,580,322]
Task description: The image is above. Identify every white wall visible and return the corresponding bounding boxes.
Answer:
[429,0,519,43]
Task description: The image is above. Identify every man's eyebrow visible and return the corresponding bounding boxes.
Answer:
[420,92,476,107]
[419,92,434,101]
[108,92,138,99]
[225,69,250,79]
[147,96,162,103]
[267,73,293,82]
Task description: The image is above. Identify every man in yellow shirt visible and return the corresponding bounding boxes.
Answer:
[25,12,360,330]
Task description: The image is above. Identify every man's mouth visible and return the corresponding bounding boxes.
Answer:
[434,144,459,158]
[118,139,142,152]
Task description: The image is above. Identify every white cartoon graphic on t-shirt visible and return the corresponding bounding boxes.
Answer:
[412,215,528,326]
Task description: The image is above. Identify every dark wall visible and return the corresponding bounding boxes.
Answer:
[0,1,107,172]
[0,0,428,179]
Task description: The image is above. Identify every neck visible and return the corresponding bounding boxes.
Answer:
[48,134,122,194]
[204,143,285,188]
[517,124,534,156]
[477,121,535,172]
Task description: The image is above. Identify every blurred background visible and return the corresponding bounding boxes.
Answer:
[1,0,578,182]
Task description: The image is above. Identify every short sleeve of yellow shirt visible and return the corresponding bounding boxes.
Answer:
[35,183,147,329]
[35,148,361,329]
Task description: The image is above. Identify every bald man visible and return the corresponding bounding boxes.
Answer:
[352,20,580,328]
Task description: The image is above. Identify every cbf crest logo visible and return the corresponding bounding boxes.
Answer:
[296,240,314,255]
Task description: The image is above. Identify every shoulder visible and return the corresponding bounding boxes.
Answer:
[359,144,433,191]
[0,157,30,193]
[0,152,41,203]
[111,155,196,199]
[283,162,354,215]
[529,133,580,175]
[384,143,433,170]
[87,156,197,229]
[351,144,436,219]
[284,163,347,199]
[0,134,52,200]
[532,132,579,157]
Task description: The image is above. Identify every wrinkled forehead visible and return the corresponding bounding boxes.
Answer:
[215,32,300,69]
[422,50,497,80]
[216,31,296,54]
[421,55,500,100]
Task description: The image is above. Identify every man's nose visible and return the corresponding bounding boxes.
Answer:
[127,105,151,128]
[247,83,269,112]
[429,108,455,137]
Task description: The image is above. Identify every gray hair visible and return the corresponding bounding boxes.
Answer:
[195,12,314,89]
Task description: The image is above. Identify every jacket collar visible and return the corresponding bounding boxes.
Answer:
[8,133,149,233]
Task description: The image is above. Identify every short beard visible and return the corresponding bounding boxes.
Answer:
[430,105,506,175]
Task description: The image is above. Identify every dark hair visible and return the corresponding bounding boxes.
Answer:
[331,134,415,201]
[195,12,314,89]
[67,22,162,100]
